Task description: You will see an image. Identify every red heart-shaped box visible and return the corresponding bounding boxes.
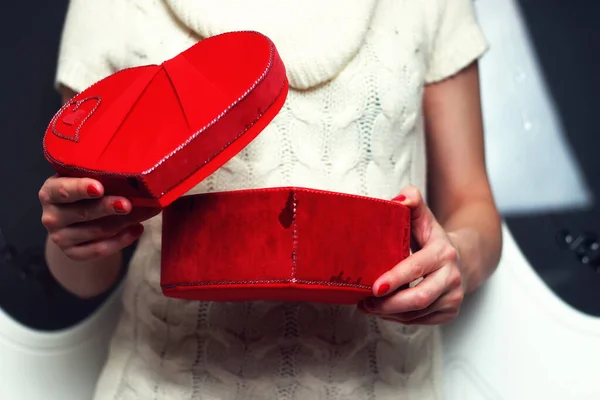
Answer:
[43,31,288,208]
[161,187,411,304]
[43,31,411,304]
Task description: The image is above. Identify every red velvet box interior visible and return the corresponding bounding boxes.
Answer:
[161,187,411,304]
[43,31,288,208]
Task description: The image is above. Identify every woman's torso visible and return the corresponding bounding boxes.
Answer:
[94,1,443,399]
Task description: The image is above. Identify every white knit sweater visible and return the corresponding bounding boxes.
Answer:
[56,0,488,399]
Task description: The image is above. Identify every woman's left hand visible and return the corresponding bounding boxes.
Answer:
[359,186,466,325]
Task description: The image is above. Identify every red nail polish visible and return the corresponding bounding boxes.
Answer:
[376,283,391,296]
[87,185,100,197]
[394,195,406,202]
[113,200,127,213]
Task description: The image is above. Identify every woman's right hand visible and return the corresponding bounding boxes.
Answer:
[40,176,159,261]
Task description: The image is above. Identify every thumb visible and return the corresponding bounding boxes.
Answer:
[392,185,443,247]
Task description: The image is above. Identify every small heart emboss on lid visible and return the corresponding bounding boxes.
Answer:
[62,109,85,126]
[51,96,101,142]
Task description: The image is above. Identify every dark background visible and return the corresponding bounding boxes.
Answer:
[0,2,125,330]
[506,0,600,317]
[0,0,598,331]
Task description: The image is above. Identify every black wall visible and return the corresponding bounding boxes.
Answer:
[0,2,68,249]
[0,2,120,331]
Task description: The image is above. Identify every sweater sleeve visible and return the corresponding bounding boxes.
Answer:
[424,0,489,84]
[55,0,124,93]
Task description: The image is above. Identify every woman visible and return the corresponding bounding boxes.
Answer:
[39,0,502,398]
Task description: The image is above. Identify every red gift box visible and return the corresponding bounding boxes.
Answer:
[44,31,288,208]
[161,187,410,304]
[43,31,411,304]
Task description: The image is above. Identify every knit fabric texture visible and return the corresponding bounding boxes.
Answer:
[55,0,488,398]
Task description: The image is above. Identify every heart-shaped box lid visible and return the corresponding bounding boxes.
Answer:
[44,31,288,208]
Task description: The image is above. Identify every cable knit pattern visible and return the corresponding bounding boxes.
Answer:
[55,0,488,398]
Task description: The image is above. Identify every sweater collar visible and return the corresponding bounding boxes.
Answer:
[164,0,378,90]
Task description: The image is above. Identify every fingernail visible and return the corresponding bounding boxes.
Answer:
[376,282,391,296]
[113,200,127,213]
[87,185,100,197]
[394,195,406,202]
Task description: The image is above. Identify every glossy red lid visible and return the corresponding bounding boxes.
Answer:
[44,31,288,207]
